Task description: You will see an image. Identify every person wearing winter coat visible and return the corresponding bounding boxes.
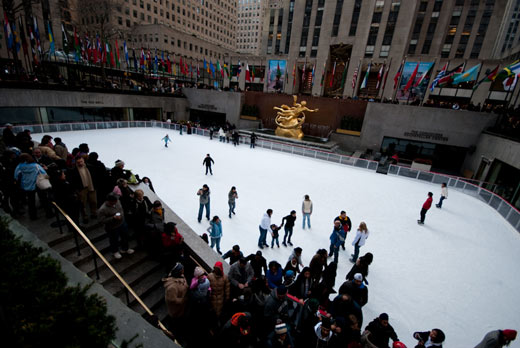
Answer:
[207,261,230,318]
[207,215,223,254]
[264,285,293,330]
[281,210,297,246]
[413,329,446,347]
[301,195,313,229]
[14,153,51,220]
[436,183,448,208]
[161,134,171,147]
[363,313,399,348]
[218,312,255,348]
[161,222,184,266]
[163,262,189,319]
[346,252,373,285]
[329,220,346,263]
[98,193,134,259]
[474,329,517,348]
[288,247,305,268]
[309,318,338,348]
[228,186,238,218]
[259,209,273,249]
[202,154,215,175]
[190,266,211,303]
[339,273,368,308]
[218,127,225,142]
[246,250,268,278]
[310,249,328,283]
[49,168,80,228]
[418,192,433,225]
[266,261,283,289]
[270,223,282,248]
[232,130,240,146]
[68,156,98,224]
[284,256,300,275]
[250,132,257,148]
[328,294,363,330]
[228,257,254,297]
[129,189,152,248]
[197,184,211,222]
[266,322,294,348]
[289,267,314,300]
[334,211,352,251]
[223,244,244,265]
[53,137,69,160]
[350,222,369,263]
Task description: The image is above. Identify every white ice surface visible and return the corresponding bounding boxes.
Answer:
[49,128,520,347]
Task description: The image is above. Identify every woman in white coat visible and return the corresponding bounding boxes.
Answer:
[350,222,369,263]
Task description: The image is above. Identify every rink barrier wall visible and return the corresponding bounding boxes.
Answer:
[4,121,519,234]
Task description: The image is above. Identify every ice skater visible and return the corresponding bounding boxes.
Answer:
[203,153,214,175]
[418,192,433,225]
[329,220,346,263]
[228,186,238,218]
[250,132,257,148]
[302,195,313,229]
[197,184,211,222]
[281,210,297,247]
[207,215,222,254]
[350,222,369,263]
[258,209,272,249]
[270,223,281,248]
[161,134,171,147]
[436,183,448,208]
[334,211,352,250]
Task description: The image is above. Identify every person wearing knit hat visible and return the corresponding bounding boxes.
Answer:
[162,262,188,321]
[413,328,445,347]
[207,261,230,318]
[474,329,517,348]
[193,266,205,278]
[267,321,294,348]
[169,262,184,277]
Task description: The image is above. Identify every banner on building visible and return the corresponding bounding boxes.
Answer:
[267,59,287,93]
[396,61,434,100]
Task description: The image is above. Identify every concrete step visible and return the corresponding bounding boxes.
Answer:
[118,267,165,312]
[130,280,166,317]
[78,249,149,283]
[53,227,107,257]
[105,258,162,296]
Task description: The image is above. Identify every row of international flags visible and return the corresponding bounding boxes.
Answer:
[2,14,265,81]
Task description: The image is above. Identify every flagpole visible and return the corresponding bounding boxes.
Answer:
[393,56,407,102]
[468,60,483,103]
[377,59,386,100]
[406,60,419,105]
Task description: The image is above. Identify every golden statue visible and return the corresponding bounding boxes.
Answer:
[273,95,319,139]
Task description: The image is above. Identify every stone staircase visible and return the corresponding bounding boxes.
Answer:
[16,210,171,325]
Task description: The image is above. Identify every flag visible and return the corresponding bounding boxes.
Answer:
[61,23,69,54]
[224,62,229,79]
[503,73,518,91]
[245,63,251,82]
[276,62,281,79]
[430,62,448,91]
[123,41,129,65]
[340,61,348,89]
[352,64,359,89]
[438,63,464,87]
[452,63,480,85]
[47,21,55,54]
[237,60,242,77]
[29,26,39,64]
[329,61,336,87]
[161,51,165,72]
[210,60,215,76]
[166,54,171,73]
[360,62,371,89]
[251,65,256,80]
[403,62,419,92]
[393,60,404,89]
[496,60,520,81]
[203,58,207,75]
[217,60,222,77]
[382,60,391,90]
[376,64,384,89]
[473,65,499,91]
[302,62,306,85]
[12,21,20,52]
[172,57,177,75]
[4,13,14,50]
[154,49,158,72]
[180,56,185,75]
[133,49,138,70]
[18,18,29,57]
[414,63,433,87]
[108,41,115,67]
[140,48,145,69]
[32,16,40,51]
[311,64,316,86]
[73,27,80,62]
[115,39,120,68]
[197,62,200,77]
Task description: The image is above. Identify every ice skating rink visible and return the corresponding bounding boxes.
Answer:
[50,128,520,347]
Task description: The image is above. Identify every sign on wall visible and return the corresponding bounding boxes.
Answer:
[267,60,287,93]
[396,61,434,101]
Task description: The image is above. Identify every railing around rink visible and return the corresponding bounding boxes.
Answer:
[5,120,519,233]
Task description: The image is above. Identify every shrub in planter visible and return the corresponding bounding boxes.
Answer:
[0,217,117,347]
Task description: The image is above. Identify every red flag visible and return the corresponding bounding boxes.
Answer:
[376,64,384,89]
[394,60,404,89]
[180,57,184,75]
[403,62,419,92]
[329,61,336,87]
[139,48,145,67]
[245,63,251,82]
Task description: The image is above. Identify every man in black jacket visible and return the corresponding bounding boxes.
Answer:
[202,153,214,175]
[364,313,399,348]
[281,210,297,247]
[245,250,267,278]
[338,273,368,308]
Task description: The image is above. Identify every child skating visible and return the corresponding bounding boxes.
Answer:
[162,134,171,147]
[418,192,433,225]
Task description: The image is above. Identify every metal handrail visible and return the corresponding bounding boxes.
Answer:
[51,202,177,343]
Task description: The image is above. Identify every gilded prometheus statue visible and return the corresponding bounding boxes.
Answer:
[273,95,319,139]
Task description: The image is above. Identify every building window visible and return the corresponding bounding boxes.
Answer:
[365,45,374,57]
[348,0,361,36]
[380,45,390,57]
[421,40,431,54]
[408,39,417,54]
[332,0,344,37]
[441,44,451,58]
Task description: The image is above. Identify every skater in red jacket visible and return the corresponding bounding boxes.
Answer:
[418,192,433,225]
